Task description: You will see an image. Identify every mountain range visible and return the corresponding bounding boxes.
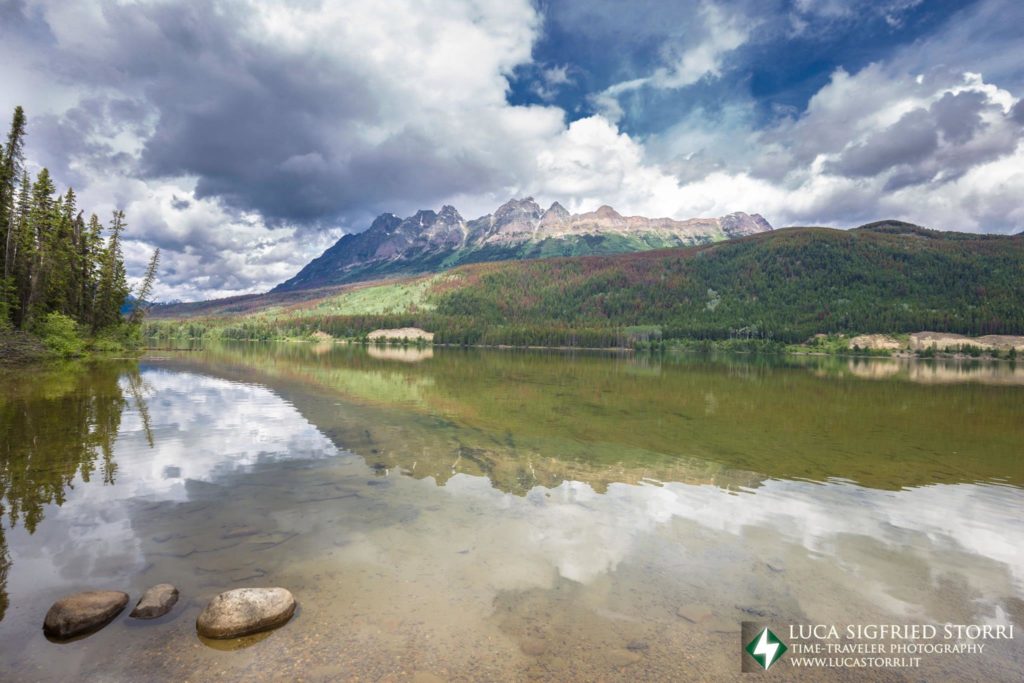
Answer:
[150,221,1024,346]
[273,197,771,291]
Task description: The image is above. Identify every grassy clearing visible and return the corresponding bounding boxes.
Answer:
[295,277,438,316]
[144,275,447,342]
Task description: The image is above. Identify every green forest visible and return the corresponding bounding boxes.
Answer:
[147,220,1024,349]
[0,107,159,356]
[423,222,1024,345]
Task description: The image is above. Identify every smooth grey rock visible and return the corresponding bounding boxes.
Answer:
[196,587,296,639]
[130,584,179,619]
[43,590,129,639]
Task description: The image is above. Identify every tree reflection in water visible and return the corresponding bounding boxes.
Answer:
[0,361,149,622]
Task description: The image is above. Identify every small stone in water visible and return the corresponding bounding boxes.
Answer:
[130,584,179,619]
[43,590,129,639]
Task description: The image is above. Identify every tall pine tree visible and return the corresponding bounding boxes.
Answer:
[130,248,160,324]
[21,168,57,327]
[92,210,129,332]
[0,106,27,325]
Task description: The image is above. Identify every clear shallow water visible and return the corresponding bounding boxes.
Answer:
[0,345,1022,681]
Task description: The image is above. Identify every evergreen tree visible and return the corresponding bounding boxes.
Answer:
[6,171,31,326]
[0,106,27,272]
[0,107,27,324]
[81,214,104,326]
[66,201,86,320]
[46,187,78,318]
[92,210,130,332]
[21,168,57,327]
[130,248,160,324]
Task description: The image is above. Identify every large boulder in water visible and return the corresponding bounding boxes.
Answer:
[130,584,179,619]
[43,590,129,639]
[196,587,296,639]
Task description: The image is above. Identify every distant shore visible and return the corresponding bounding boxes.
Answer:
[139,331,1022,363]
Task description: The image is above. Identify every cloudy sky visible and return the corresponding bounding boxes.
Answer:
[1,0,1022,300]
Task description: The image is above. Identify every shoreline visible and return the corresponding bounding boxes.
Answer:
[136,336,1019,363]
[0,330,143,366]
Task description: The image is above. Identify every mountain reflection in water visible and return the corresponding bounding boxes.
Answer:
[0,345,1021,681]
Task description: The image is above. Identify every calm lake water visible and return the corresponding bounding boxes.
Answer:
[1,344,1022,681]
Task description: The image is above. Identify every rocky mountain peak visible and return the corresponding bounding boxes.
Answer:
[369,212,403,233]
[593,205,622,219]
[719,211,773,238]
[495,197,542,219]
[492,197,543,234]
[437,204,464,223]
[542,201,570,221]
[575,205,625,225]
[411,209,437,225]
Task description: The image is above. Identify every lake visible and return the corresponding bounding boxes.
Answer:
[1,344,1022,681]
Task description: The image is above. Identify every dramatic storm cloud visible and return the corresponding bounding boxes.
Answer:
[1,0,1022,300]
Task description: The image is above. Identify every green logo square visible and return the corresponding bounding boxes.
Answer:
[745,627,788,670]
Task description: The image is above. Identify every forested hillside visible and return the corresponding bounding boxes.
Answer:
[148,221,1024,347]
[426,222,1024,343]
[0,107,159,354]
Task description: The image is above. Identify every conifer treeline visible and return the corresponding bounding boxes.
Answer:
[0,106,159,334]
